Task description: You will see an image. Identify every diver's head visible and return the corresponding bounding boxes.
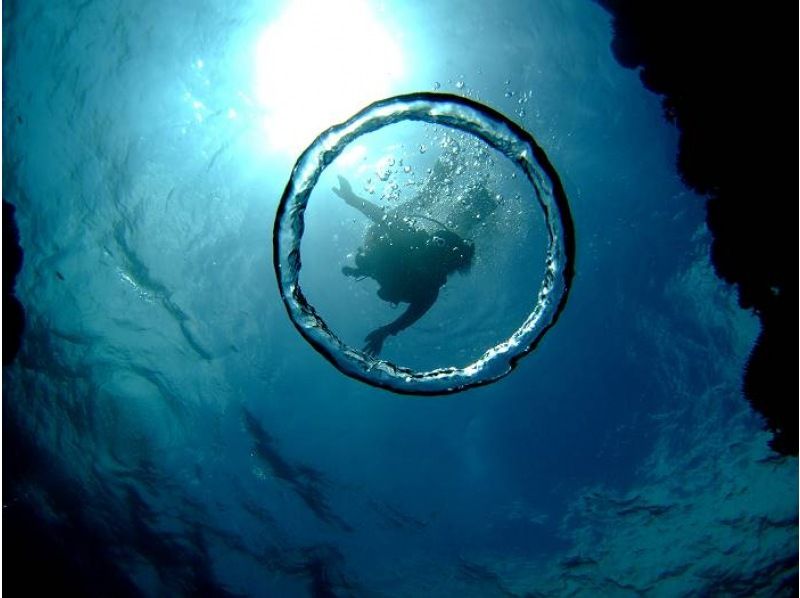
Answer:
[432,230,475,274]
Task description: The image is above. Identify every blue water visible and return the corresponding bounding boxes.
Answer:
[3,0,797,595]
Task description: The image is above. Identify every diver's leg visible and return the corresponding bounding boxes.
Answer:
[363,288,439,355]
[383,289,439,336]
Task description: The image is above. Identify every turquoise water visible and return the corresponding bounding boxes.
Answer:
[3,0,796,595]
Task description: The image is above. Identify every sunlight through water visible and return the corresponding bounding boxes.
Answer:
[253,0,406,155]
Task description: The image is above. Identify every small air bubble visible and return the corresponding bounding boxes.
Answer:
[456,80,465,90]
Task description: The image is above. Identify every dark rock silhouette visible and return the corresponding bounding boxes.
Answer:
[597,0,797,454]
[3,200,25,364]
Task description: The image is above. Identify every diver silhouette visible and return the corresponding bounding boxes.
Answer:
[333,175,475,355]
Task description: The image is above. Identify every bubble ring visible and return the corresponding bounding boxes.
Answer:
[274,93,575,395]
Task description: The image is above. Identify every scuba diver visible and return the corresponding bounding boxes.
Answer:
[333,175,476,356]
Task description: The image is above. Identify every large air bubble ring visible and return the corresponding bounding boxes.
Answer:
[274,93,575,395]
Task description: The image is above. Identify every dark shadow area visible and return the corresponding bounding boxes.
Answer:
[1,400,244,597]
[1,403,142,597]
[596,0,798,455]
[458,557,520,597]
[368,497,429,531]
[242,407,353,532]
[265,544,358,598]
[3,199,25,364]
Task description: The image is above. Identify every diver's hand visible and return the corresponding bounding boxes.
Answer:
[332,175,354,202]
[363,327,390,356]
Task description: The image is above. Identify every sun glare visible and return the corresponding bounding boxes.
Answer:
[253,0,406,155]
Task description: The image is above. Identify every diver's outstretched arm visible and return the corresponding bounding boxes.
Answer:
[363,289,439,355]
[332,176,385,223]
